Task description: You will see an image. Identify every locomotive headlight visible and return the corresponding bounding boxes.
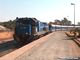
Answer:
[26,33,28,34]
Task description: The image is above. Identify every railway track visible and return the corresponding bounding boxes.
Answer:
[0,39,18,57]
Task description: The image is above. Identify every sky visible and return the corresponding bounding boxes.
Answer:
[0,0,80,24]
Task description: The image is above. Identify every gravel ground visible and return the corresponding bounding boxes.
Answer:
[19,31,80,60]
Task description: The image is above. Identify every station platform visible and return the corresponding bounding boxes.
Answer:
[0,31,80,60]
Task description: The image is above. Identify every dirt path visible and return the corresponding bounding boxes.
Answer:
[21,31,80,60]
[0,31,13,42]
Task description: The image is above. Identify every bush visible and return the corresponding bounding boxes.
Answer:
[0,20,16,30]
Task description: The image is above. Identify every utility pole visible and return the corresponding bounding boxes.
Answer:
[71,3,75,28]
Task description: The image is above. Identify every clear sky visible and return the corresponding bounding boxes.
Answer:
[0,0,80,24]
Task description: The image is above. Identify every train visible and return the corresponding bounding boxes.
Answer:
[13,17,53,45]
[13,17,80,45]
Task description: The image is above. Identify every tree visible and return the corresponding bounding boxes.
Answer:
[54,19,61,25]
[0,20,16,30]
[68,21,71,25]
[61,17,71,25]
[78,22,80,25]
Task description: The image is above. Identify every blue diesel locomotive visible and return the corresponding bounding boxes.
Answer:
[13,17,53,44]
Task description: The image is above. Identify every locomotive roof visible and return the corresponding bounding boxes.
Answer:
[16,17,39,26]
[16,17,38,22]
